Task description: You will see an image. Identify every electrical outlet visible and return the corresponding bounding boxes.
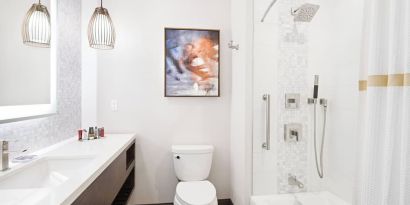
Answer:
[110,100,118,112]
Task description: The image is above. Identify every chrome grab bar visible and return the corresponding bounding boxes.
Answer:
[262,94,271,150]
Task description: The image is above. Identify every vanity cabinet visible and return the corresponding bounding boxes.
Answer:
[72,142,135,205]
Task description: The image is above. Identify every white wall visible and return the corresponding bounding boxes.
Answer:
[307,0,364,202]
[86,0,232,204]
[81,0,98,127]
[230,0,254,204]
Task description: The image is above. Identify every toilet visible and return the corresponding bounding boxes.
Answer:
[172,145,218,205]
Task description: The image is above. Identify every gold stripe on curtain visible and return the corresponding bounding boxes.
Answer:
[359,73,410,91]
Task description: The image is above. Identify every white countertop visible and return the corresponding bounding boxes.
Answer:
[0,133,136,205]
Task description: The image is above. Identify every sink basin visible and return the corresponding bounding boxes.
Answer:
[0,156,95,190]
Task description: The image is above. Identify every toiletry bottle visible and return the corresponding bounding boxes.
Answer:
[95,126,99,138]
[98,127,104,138]
[78,129,83,141]
[83,129,88,140]
[88,127,95,140]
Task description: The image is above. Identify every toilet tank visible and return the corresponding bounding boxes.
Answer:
[172,145,214,181]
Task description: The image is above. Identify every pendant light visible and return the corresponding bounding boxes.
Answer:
[22,0,51,47]
[88,0,116,49]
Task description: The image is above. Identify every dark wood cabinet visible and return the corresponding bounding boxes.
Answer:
[72,141,135,205]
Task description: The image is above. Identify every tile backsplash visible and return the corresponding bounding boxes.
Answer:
[0,0,81,159]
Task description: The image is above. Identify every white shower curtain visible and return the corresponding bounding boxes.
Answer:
[355,0,410,204]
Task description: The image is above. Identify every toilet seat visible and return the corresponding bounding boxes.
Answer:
[175,180,217,205]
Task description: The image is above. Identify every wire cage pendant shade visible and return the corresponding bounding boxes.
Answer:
[22,0,51,47]
[88,1,116,50]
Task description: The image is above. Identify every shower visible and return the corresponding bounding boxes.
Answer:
[260,0,324,179]
[260,1,320,22]
[308,75,328,178]
[250,0,369,203]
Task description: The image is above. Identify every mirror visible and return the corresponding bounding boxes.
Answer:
[0,0,56,122]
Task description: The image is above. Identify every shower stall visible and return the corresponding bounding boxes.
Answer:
[249,0,364,204]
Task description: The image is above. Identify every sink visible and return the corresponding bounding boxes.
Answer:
[0,156,95,190]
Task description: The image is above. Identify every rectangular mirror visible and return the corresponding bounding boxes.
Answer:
[0,0,56,123]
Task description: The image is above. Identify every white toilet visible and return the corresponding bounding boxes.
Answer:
[172,145,218,205]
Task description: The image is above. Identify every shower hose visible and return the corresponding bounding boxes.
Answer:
[313,103,327,178]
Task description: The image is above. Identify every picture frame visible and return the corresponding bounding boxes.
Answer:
[164,28,220,97]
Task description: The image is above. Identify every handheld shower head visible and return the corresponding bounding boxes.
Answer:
[313,75,319,99]
[291,3,320,22]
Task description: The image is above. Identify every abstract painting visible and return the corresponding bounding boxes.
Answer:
[165,28,220,97]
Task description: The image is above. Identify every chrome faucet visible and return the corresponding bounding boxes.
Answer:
[288,174,304,189]
[1,140,9,171]
[0,140,31,171]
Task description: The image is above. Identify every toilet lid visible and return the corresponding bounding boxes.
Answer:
[176,181,216,205]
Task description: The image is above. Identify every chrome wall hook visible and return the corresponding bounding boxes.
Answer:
[228,40,239,50]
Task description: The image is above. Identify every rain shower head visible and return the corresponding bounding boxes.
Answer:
[291,3,320,22]
[261,1,320,23]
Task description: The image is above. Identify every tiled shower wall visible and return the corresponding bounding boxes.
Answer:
[276,0,310,193]
[0,0,81,159]
[254,0,362,201]
[252,0,312,194]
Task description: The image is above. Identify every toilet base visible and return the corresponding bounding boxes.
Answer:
[174,196,218,205]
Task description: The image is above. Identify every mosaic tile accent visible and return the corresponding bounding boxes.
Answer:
[0,0,81,159]
[276,0,310,193]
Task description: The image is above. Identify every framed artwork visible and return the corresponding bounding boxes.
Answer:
[164,28,220,97]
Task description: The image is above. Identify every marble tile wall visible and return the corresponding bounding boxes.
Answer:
[276,0,310,193]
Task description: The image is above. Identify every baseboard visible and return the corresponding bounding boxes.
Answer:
[137,198,233,205]
[218,199,234,205]
[137,203,173,205]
